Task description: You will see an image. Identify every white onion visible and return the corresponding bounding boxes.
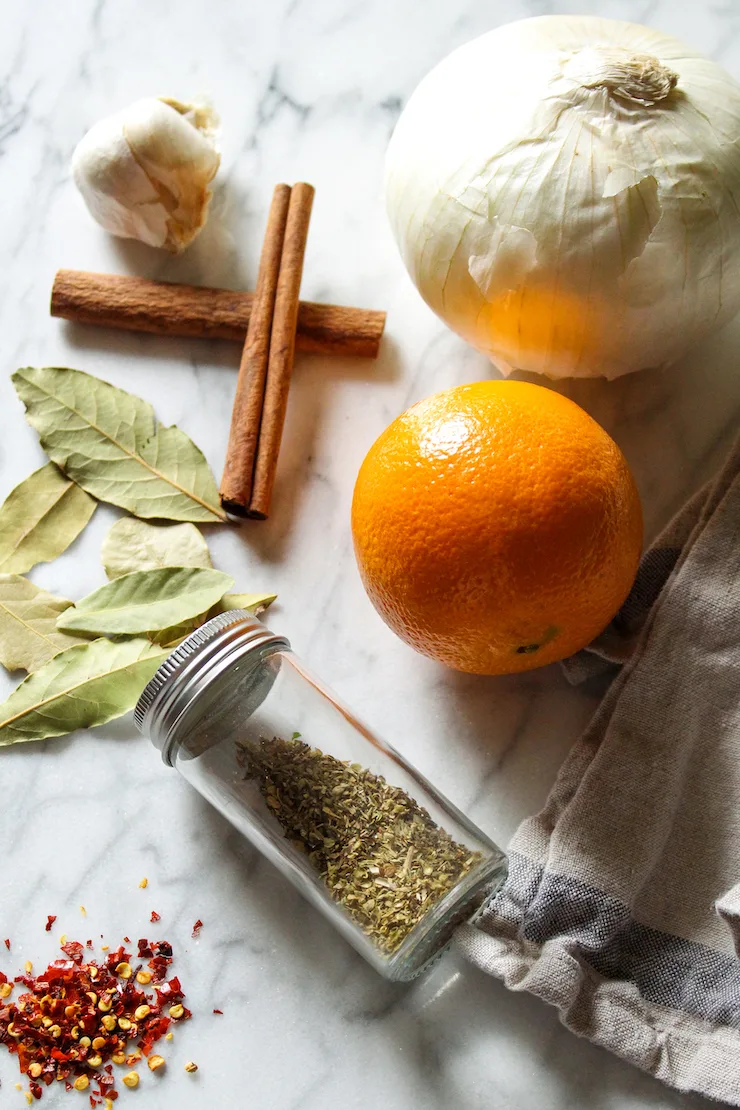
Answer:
[385,16,740,379]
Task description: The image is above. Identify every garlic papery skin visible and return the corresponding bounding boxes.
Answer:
[72,97,220,253]
[385,17,740,379]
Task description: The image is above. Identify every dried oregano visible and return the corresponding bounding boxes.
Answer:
[238,735,482,952]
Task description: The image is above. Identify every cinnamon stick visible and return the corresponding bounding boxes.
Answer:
[51,270,385,359]
[249,183,315,520]
[220,184,291,517]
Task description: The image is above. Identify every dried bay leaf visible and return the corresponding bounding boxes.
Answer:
[0,575,88,673]
[0,638,168,746]
[102,518,212,579]
[57,566,234,636]
[0,463,96,574]
[12,366,227,523]
[150,616,208,650]
[219,592,277,615]
[151,591,278,649]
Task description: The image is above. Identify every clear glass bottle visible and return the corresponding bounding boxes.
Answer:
[135,609,507,980]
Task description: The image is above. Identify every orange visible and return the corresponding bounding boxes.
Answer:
[351,380,643,675]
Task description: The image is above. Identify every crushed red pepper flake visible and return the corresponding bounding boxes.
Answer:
[44,917,56,934]
[213,1008,223,1014]
[191,920,203,938]
[149,912,161,924]
[4,939,10,950]
[0,936,190,1101]
[60,940,84,964]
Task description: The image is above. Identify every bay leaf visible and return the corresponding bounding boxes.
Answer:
[219,592,277,615]
[0,463,96,574]
[13,366,227,523]
[0,638,168,746]
[57,566,234,635]
[150,591,278,650]
[150,616,208,650]
[102,518,212,579]
[0,575,88,673]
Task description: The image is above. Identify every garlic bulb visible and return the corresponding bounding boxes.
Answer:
[72,97,220,253]
[385,17,740,379]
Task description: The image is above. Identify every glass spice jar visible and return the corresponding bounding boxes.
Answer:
[134,610,507,981]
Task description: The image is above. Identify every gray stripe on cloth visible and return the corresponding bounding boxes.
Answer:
[490,851,740,1027]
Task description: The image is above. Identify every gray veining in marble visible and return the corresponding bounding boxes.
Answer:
[1,1,738,1106]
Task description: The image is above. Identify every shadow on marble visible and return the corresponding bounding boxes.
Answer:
[396,951,723,1110]
[182,790,721,1110]
[229,336,403,562]
[185,786,407,995]
[422,662,600,848]
[106,178,252,292]
[58,318,242,376]
[509,310,740,542]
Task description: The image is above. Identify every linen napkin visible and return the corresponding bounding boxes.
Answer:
[457,435,740,1105]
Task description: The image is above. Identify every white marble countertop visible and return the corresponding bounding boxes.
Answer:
[2,1,740,1107]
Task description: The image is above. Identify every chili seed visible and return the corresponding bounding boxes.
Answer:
[184,1061,198,1073]
[0,933,189,1101]
[139,878,148,888]
[115,962,132,979]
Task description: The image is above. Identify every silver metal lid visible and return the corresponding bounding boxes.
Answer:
[134,609,289,764]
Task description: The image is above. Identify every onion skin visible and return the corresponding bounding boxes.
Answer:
[385,16,740,379]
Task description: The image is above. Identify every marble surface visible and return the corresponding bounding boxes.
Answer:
[2,0,740,1107]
